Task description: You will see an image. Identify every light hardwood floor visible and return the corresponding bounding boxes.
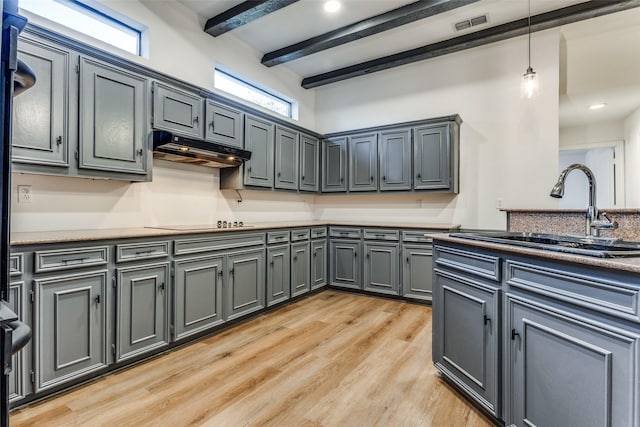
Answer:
[10,290,495,427]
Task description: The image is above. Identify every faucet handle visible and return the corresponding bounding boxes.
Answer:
[591,212,618,232]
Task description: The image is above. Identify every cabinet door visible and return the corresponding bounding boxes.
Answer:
[152,82,203,138]
[8,281,27,402]
[363,242,399,296]
[506,296,640,427]
[322,137,347,192]
[274,126,299,190]
[35,270,108,392]
[244,115,275,188]
[402,244,433,301]
[117,263,169,362]
[291,241,310,298]
[12,38,69,167]
[413,124,450,190]
[310,239,327,290]
[226,248,265,321]
[348,133,378,192]
[379,129,411,191]
[79,57,147,175]
[432,270,499,417]
[299,133,319,192]
[205,100,243,148]
[329,240,361,289]
[267,245,290,307]
[174,256,224,341]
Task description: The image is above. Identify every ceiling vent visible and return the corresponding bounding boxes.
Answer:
[454,14,489,32]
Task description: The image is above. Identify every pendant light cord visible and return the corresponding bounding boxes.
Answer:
[528,0,532,68]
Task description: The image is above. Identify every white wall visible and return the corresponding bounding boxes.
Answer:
[624,106,640,206]
[314,32,561,229]
[559,121,623,147]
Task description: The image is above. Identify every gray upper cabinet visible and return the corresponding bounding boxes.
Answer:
[205,100,243,148]
[12,38,69,168]
[225,248,265,321]
[79,57,148,175]
[299,133,319,192]
[35,270,108,392]
[274,126,299,190]
[506,296,639,427]
[413,124,451,191]
[348,133,378,192]
[173,255,225,341]
[379,129,411,191]
[363,242,399,296]
[152,82,203,138]
[322,137,347,192]
[116,263,170,362]
[244,115,275,188]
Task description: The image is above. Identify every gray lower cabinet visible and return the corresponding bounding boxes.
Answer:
[363,242,399,296]
[379,129,411,191]
[173,255,224,341]
[349,133,378,192]
[432,269,500,417]
[8,280,27,402]
[244,115,275,188]
[205,100,243,148]
[506,295,640,427]
[274,126,299,190]
[330,240,361,289]
[291,241,310,297]
[225,248,265,320]
[152,81,203,138]
[413,124,451,191]
[79,57,148,175]
[116,263,170,362]
[322,137,347,192]
[310,239,327,290]
[266,244,290,307]
[299,133,320,192]
[13,37,69,168]
[35,270,108,392]
[401,244,433,301]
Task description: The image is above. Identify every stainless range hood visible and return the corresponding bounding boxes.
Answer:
[152,130,251,168]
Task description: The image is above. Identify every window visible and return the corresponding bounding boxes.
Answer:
[20,0,143,56]
[214,68,295,119]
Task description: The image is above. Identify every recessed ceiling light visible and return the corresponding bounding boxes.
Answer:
[588,103,607,110]
[324,0,341,13]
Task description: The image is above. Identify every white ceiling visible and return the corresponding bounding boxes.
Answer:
[177,0,640,128]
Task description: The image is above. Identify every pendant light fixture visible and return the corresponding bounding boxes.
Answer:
[522,0,538,98]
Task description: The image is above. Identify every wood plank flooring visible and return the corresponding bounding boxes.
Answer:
[10,290,495,427]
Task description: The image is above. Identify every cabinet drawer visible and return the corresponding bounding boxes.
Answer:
[363,229,399,241]
[402,230,433,243]
[267,231,290,244]
[116,241,170,263]
[329,227,362,239]
[35,246,109,273]
[174,232,265,256]
[434,245,500,281]
[291,229,310,241]
[9,253,23,276]
[311,227,327,239]
[506,260,640,322]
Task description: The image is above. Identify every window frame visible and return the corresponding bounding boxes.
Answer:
[214,67,295,119]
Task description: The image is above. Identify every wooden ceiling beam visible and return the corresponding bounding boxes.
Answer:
[261,0,480,67]
[204,0,299,37]
[301,0,640,89]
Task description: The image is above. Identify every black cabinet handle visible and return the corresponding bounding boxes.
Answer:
[209,121,215,130]
[383,176,386,181]
[218,270,224,277]
[406,257,410,263]
[193,116,199,124]
[484,315,491,327]
[293,256,298,261]
[94,295,101,304]
[270,260,274,266]
[230,269,234,276]
[366,253,370,259]
[61,257,89,264]
[277,172,281,177]
[354,252,357,258]
[56,136,62,146]
[417,173,421,179]
[340,177,344,183]
[370,176,373,182]
[313,252,317,258]
[511,329,520,340]
[248,166,252,172]
[302,175,305,180]
[159,282,165,292]
[137,148,144,156]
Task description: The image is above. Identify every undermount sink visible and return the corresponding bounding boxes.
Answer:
[449,231,640,258]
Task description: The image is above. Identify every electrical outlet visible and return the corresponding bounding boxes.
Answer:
[17,185,32,204]
[496,198,504,209]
